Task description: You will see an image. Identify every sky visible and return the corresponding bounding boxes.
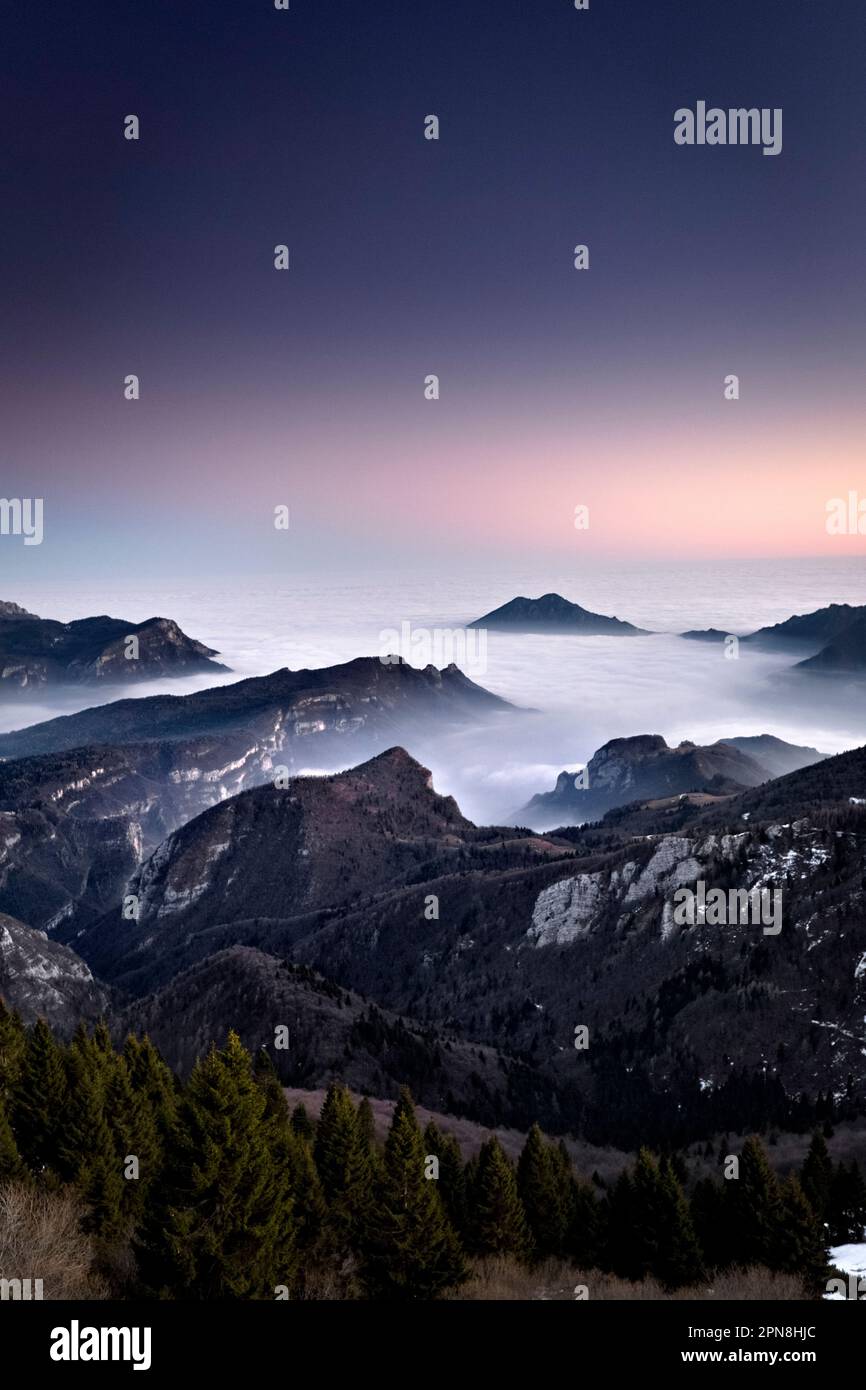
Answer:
[1,0,864,581]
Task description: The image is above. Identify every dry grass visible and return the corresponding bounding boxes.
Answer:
[0,1182,109,1300]
[455,1257,810,1301]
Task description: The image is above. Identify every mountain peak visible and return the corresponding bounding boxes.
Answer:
[468,593,648,635]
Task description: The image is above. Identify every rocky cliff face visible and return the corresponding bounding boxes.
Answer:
[0,912,108,1031]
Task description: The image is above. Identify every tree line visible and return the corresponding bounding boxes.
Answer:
[0,1003,863,1299]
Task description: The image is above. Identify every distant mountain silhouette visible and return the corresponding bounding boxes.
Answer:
[745,603,866,650]
[513,732,825,828]
[0,605,227,688]
[681,603,866,676]
[795,612,866,672]
[681,628,739,643]
[0,655,513,760]
[468,593,649,635]
[710,734,826,778]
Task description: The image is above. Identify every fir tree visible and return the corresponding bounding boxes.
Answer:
[284,1126,328,1275]
[517,1124,567,1260]
[290,1101,315,1142]
[827,1161,866,1244]
[313,1083,374,1253]
[691,1176,730,1270]
[628,1149,670,1280]
[253,1050,326,1278]
[800,1131,833,1223]
[123,1034,178,1146]
[59,1050,125,1245]
[0,1001,25,1098]
[604,1169,639,1279]
[657,1156,704,1289]
[727,1136,784,1270]
[104,1055,161,1223]
[566,1176,603,1269]
[0,1093,24,1181]
[363,1089,465,1299]
[543,1140,601,1267]
[468,1136,530,1259]
[356,1096,376,1150]
[778,1175,829,1296]
[12,1018,68,1173]
[423,1120,466,1237]
[139,1032,296,1298]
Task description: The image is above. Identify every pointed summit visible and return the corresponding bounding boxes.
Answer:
[468,593,648,635]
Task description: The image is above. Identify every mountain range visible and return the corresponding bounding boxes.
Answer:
[1,616,865,1148]
[0,659,516,939]
[11,728,859,1146]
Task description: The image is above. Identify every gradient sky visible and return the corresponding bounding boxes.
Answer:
[1,0,864,581]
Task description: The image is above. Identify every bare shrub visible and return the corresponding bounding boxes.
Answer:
[456,1258,810,1301]
[0,1182,109,1300]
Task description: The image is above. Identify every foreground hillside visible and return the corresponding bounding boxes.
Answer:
[2,1019,856,1301]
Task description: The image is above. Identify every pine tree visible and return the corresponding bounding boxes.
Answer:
[423,1120,466,1237]
[628,1149,670,1280]
[566,1176,603,1269]
[727,1136,784,1269]
[356,1096,376,1150]
[657,1156,704,1289]
[12,1018,68,1173]
[604,1169,639,1278]
[290,1101,315,1142]
[468,1136,530,1259]
[123,1034,178,1146]
[0,1001,26,1098]
[800,1131,833,1223]
[59,1048,125,1245]
[778,1175,829,1296]
[517,1124,566,1260]
[104,1054,161,1223]
[313,1083,374,1253]
[0,1093,24,1181]
[363,1089,465,1299]
[138,1032,296,1298]
[691,1176,730,1269]
[827,1161,866,1244]
[284,1126,328,1276]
